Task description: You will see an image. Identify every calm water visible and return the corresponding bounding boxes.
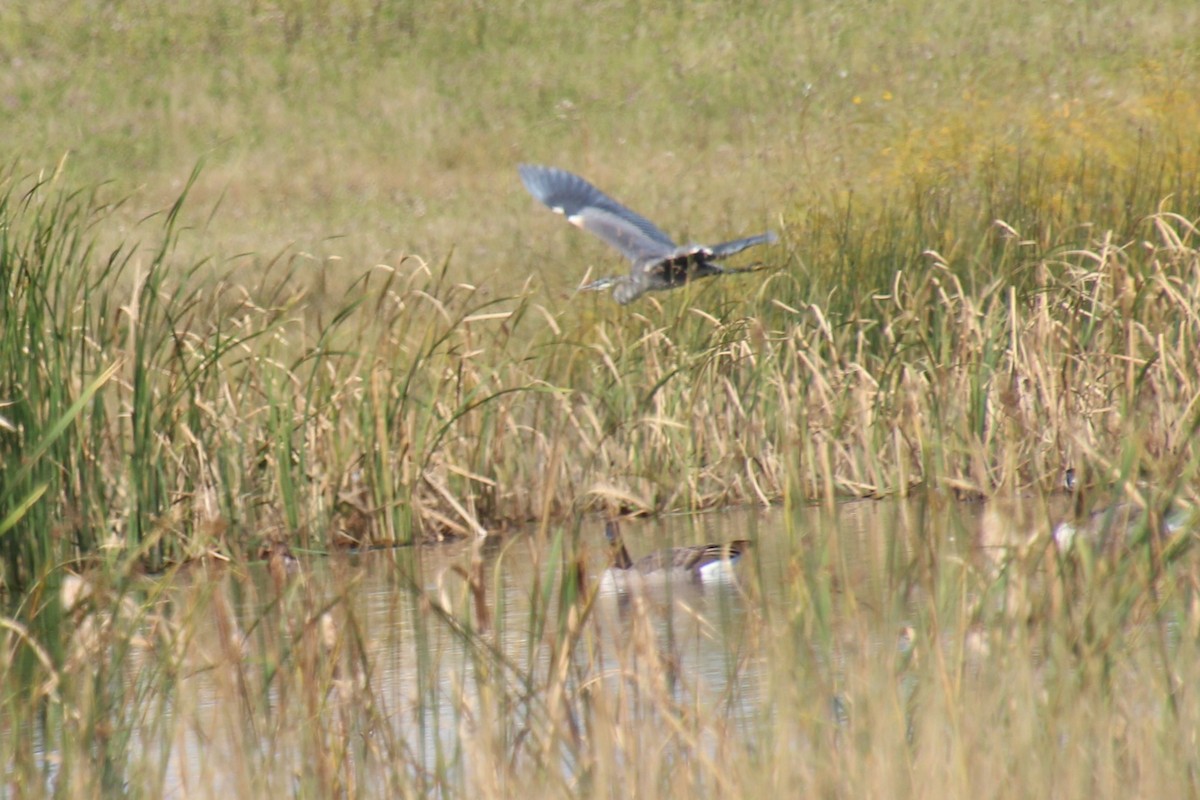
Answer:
[20,493,1153,796]
[157,500,975,794]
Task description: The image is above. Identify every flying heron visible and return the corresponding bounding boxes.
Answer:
[519,164,777,304]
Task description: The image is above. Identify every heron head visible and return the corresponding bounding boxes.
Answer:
[578,275,621,293]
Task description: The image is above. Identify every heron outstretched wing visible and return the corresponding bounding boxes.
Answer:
[519,164,676,262]
[706,231,778,259]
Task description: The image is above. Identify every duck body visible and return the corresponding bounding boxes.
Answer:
[599,520,749,594]
[1053,502,1192,551]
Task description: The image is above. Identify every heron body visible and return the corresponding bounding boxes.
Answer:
[519,164,777,304]
[599,520,750,593]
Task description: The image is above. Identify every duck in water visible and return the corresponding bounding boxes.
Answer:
[599,519,750,593]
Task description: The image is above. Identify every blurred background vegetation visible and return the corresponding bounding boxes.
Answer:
[2,0,1196,303]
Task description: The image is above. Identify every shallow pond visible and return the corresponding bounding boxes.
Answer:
[12,494,1197,798]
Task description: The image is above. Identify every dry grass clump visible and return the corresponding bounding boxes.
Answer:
[3,157,1199,588]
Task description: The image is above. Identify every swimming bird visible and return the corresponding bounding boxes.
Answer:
[1052,502,1192,551]
[599,519,750,593]
[518,164,777,304]
[1054,467,1193,551]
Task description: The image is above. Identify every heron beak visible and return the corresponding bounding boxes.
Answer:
[578,276,618,292]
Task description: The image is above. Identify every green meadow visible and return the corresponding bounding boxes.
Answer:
[2,0,1199,796]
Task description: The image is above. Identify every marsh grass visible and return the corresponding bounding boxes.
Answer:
[2,141,1199,578]
[2,0,1200,794]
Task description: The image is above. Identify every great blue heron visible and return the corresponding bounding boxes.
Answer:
[599,519,750,593]
[519,164,777,304]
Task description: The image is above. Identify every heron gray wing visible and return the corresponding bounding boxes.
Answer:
[572,206,677,262]
[705,231,778,259]
[519,164,677,261]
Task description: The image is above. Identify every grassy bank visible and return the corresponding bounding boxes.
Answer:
[3,145,1198,584]
[1,1,1198,292]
